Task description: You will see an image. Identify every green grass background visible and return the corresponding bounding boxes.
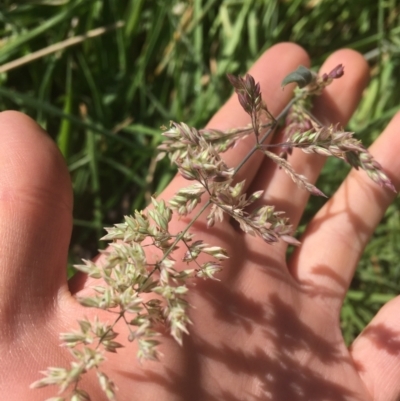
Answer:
[1,0,400,343]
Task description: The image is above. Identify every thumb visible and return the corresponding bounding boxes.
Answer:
[0,111,73,339]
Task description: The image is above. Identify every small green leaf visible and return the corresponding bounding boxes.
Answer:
[281,66,316,88]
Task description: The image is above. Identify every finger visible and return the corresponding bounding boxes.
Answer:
[350,295,400,401]
[248,49,369,234]
[160,42,310,202]
[0,111,73,340]
[289,111,400,301]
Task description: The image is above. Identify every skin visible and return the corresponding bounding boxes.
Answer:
[0,42,400,401]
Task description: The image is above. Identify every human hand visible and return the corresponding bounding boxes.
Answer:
[1,43,399,401]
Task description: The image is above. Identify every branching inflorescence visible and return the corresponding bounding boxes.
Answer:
[32,65,395,401]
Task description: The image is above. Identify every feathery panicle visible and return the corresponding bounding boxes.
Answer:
[33,64,395,401]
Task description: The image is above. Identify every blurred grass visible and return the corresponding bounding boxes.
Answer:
[1,0,400,343]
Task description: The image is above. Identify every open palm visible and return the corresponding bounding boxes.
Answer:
[1,43,400,401]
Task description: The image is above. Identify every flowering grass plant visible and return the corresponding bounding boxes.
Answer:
[31,65,394,401]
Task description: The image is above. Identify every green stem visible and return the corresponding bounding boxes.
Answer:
[140,199,212,288]
[162,199,211,261]
[301,106,324,127]
[96,313,124,350]
[233,95,298,176]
